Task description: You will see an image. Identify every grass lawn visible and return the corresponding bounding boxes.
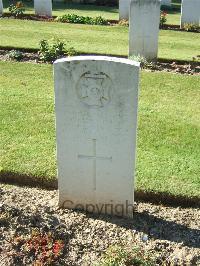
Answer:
[1,61,200,198]
[3,0,181,25]
[0,19,199,61]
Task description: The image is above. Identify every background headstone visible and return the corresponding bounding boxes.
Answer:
[180,0,200,28]
[54,56,140,218]
[161,0,171,6]
[129,0,161,60]
[34,0,52,17]
[0,0,3,16]
[119,0,130,20]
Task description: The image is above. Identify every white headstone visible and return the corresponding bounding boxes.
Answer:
[54,56,140,218]
[119,0,130,20]
[161,0,171,6]
[0,0,3,16]
[180,0,200,28]
[129,0,161,60]
[34,0,52,17]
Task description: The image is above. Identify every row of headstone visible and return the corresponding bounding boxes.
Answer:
[119,0,200,28]
[3,0,199,27]
[0,0,53,17]
[119,0,170,20]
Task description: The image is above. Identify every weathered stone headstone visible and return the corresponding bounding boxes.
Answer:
[34,0,52,17]
[54,56,140,218]
[161,0,171,6]
[119,0,130,20]
[0,0,3,16]
[129,0,161,60]
[180,0,200,28]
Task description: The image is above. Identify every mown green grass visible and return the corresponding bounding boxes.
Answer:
[1,61,200,198]
[3,0,181,24]
[0,19,199,61]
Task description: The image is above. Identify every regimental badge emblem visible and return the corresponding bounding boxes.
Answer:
[76,72,112,108]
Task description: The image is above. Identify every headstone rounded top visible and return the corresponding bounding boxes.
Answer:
[54,56,140,68]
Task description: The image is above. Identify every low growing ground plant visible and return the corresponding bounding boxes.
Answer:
[55,14,108,25]
[129,55,155,69]
[38,39,77,63]
[7,50,23,61]
[118,19,129,27]
[96,245,155,266]
[8,1,25,18]
[12,230,64,265]
[183,23,200,33]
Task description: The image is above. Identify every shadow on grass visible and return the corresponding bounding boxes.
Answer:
[0,170,57,190]
[0,170,199,208]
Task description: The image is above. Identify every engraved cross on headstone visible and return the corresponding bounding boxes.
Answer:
[78,139,112,191]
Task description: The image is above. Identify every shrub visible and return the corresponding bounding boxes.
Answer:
[8,1,25,18]
[96,245,154,266]
[8,50,23,61]
[38,39,77,63]
[92,16,108,25]
[160,11,167,28]
[183,23,200,32]
[55,14,108,25]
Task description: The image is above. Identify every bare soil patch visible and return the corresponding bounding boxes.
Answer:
[0,184,199,265]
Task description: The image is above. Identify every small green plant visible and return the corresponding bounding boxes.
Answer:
[38,39,77,63]
[160,11,167,28]
[55,14,108,25]
[129,54,155,69]
[66,47,77,56]
[96,245,155,266]
[8,50,23,61]
[183,23,200,32]
[8,1,25,18]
